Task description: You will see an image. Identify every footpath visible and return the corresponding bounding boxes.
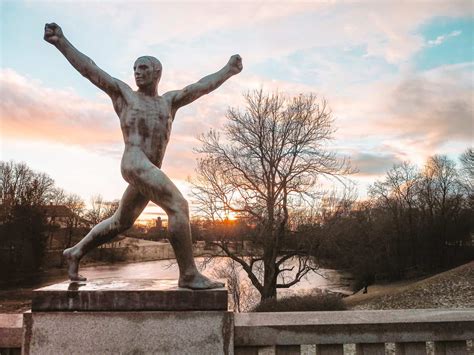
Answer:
[345,261,474,310]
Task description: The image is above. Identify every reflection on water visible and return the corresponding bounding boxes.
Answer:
[80,257,351,295]
[82,258,180,280]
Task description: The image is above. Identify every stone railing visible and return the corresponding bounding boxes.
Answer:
[0,313,22,354]
[2,309,473,354]
[234,309,474,354]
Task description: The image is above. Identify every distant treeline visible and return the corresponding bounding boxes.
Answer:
[1,150,472,289]
[0,161,119,284]
[299,152,473,289]
[192,151,473,292]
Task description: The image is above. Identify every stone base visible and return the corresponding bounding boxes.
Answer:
[23,311,233,355]
[31,278,228,312]
[23,278,233,354]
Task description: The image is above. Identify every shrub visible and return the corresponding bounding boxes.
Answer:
[251,291,347,312]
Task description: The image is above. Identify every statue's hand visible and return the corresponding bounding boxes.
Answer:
[228,54,243,75]
[44,23,64,45]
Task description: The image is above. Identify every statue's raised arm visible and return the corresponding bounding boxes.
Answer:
[51,25,239,289]
[167,54,243,110]
[44,23,125,99]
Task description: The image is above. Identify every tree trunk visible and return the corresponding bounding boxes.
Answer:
[261,252,277,300]
[261,273,277,300]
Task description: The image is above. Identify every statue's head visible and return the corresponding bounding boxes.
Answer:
[134,56,162,89]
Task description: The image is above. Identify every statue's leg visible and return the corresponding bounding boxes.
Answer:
[128,163,224,289]
[63,185,149,281]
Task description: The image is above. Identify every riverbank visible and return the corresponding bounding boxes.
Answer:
[344,261,474,310]
[4,260,471,313]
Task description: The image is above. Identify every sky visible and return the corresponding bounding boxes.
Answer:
[1,1,473,222]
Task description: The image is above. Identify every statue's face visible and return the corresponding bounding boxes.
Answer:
[134,58,160,88]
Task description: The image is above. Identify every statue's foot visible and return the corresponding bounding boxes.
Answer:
[179,272,225,290]
[63,248,87,282]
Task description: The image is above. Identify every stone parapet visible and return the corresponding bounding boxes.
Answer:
[22,278,233,354]
[23,311,233,355]
[0,314,22,349]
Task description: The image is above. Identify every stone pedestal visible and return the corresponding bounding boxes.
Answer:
[22,278,233,355]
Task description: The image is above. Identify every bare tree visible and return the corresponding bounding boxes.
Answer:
[418,155,462,230]
[369,161,421,271]
[418,155,464,266]
[460,148,474,175]
[192,90,352,300]
[85,195,119,225]
[63,193,86,248]
[0,161,55,207]
[0,161,56,277]
[459,147,474,202]
[310,152,472,284]
[369,155,467,271]
[210,258,260,312]
[49,187,67,205]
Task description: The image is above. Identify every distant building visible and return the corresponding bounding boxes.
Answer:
[41,204,89,229]
[156,216,163,229]
[41,204,75,228]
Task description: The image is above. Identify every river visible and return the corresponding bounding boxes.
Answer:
[77,257,352,296]
[0,257,352,313]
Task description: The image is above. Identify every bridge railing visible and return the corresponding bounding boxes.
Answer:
[1,309,473,354]
[0,313,22,355]
[234,309,474,354]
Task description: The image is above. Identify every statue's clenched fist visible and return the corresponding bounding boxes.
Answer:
[44,23,63,45]
[228,54,243,75]
[43,21,243,288]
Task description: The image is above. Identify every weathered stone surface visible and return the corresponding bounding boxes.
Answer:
[22,311,234,355]
[234,309,474,345]
[0,313,22,348]
[31,278,228,312]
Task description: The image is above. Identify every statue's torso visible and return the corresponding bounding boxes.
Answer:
[118,93,174,169]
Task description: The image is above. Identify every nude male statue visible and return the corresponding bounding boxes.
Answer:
[44,23,242,289]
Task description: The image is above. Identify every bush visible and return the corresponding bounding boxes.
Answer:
[251,291,347,312]
[0,205,48,283]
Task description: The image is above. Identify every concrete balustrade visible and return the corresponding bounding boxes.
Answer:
[0,314,22,354]
[234,309,474,355]
[1,308,473,354]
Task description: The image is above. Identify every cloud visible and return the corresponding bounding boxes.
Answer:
[309,57,473,178]
[427,30,462,47]
[0,68,247,181]
[351,151,404,176]
[37,1,471,71]
[82,1,326,46]
[164,61,472,180]
[0,68,121,148]
[4,0,473,199]
[384,63,473,147]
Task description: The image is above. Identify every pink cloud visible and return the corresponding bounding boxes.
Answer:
[1,68,121,147]
[0,68,248,181]
[383,64,473,146]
